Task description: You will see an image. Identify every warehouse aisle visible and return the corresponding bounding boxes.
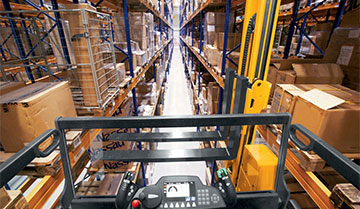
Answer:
[150,45,207,184]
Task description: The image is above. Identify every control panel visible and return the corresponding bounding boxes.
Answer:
[116,169,236,209]
[130,176,225,209]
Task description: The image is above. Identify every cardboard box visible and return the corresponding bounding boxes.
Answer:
[276,70,296,84]
[302,31,330,55]
[275,63,343,85]
[323,26,360,91]
[207,82,220,114]
[87,131,133,172]
[0,82,77,152]
[204,45,221,66]
[0,82,25,96]
[270,84,305,113]
[207,82,220,101]
[272,58,326,71]
[324,27,360,69]
[267,65,279,97]
[271,83,359,113]
[217,33,241,51]
[292,86,360,153]
[315,22,333,31]
[340,8,360,28]
[206,31,218,46]
[208,100,219,114]
[134,50,147,67]
[292,63,344,84]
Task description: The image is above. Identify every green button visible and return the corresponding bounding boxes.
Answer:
[216,168,228,178]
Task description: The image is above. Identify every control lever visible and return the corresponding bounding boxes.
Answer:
[214,168,237,207]
[115,171,140,209]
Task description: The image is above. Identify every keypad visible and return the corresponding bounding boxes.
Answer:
[197,189,210,205]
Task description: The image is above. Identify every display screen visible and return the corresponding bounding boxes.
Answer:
[165,182,190,198]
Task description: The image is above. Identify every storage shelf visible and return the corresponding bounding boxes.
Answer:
[180,0,226,29]
[17,38,172,209]
[278,2,340,18]
[84,0,173,29]
[180,36,225,88]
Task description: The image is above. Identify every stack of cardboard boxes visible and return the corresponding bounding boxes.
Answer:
[268,10,360,155]
[113,11,156,67]
[270,84,359,153]
[324,9,360,91]
[207,82,220,114]
[63,4,112,107]
[267,59,344,96]
[203,12,240,72]
[0,82,77,152]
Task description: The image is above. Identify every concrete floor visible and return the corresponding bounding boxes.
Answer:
[150,43,207,185]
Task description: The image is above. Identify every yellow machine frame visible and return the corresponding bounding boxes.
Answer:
[225,0,281,190]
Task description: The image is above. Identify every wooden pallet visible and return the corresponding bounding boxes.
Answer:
[76,174,124,196]
[330,183,360,209]
[2,190,29,209]
[0,151,61,177]
[66,130,83,152]
[298,149,360,172]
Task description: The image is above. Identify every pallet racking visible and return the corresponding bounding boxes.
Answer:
[0,0,173,207]
[180,1,359,209]
[276,0,357,58]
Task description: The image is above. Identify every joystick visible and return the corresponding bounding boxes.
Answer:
[214,168,237,207]
[115,172,140,209]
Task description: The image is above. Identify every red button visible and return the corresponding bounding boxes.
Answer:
[131,199,140,208]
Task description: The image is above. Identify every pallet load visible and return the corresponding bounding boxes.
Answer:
[323,9,360,91]
[204,12,234,47]
[113,11,155,65]
[0,82,76,152]
[62,4,114,107]
[207,82,220,114]
[204,44,221,66]
[270,84,360,153]
[267,59,344,96]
